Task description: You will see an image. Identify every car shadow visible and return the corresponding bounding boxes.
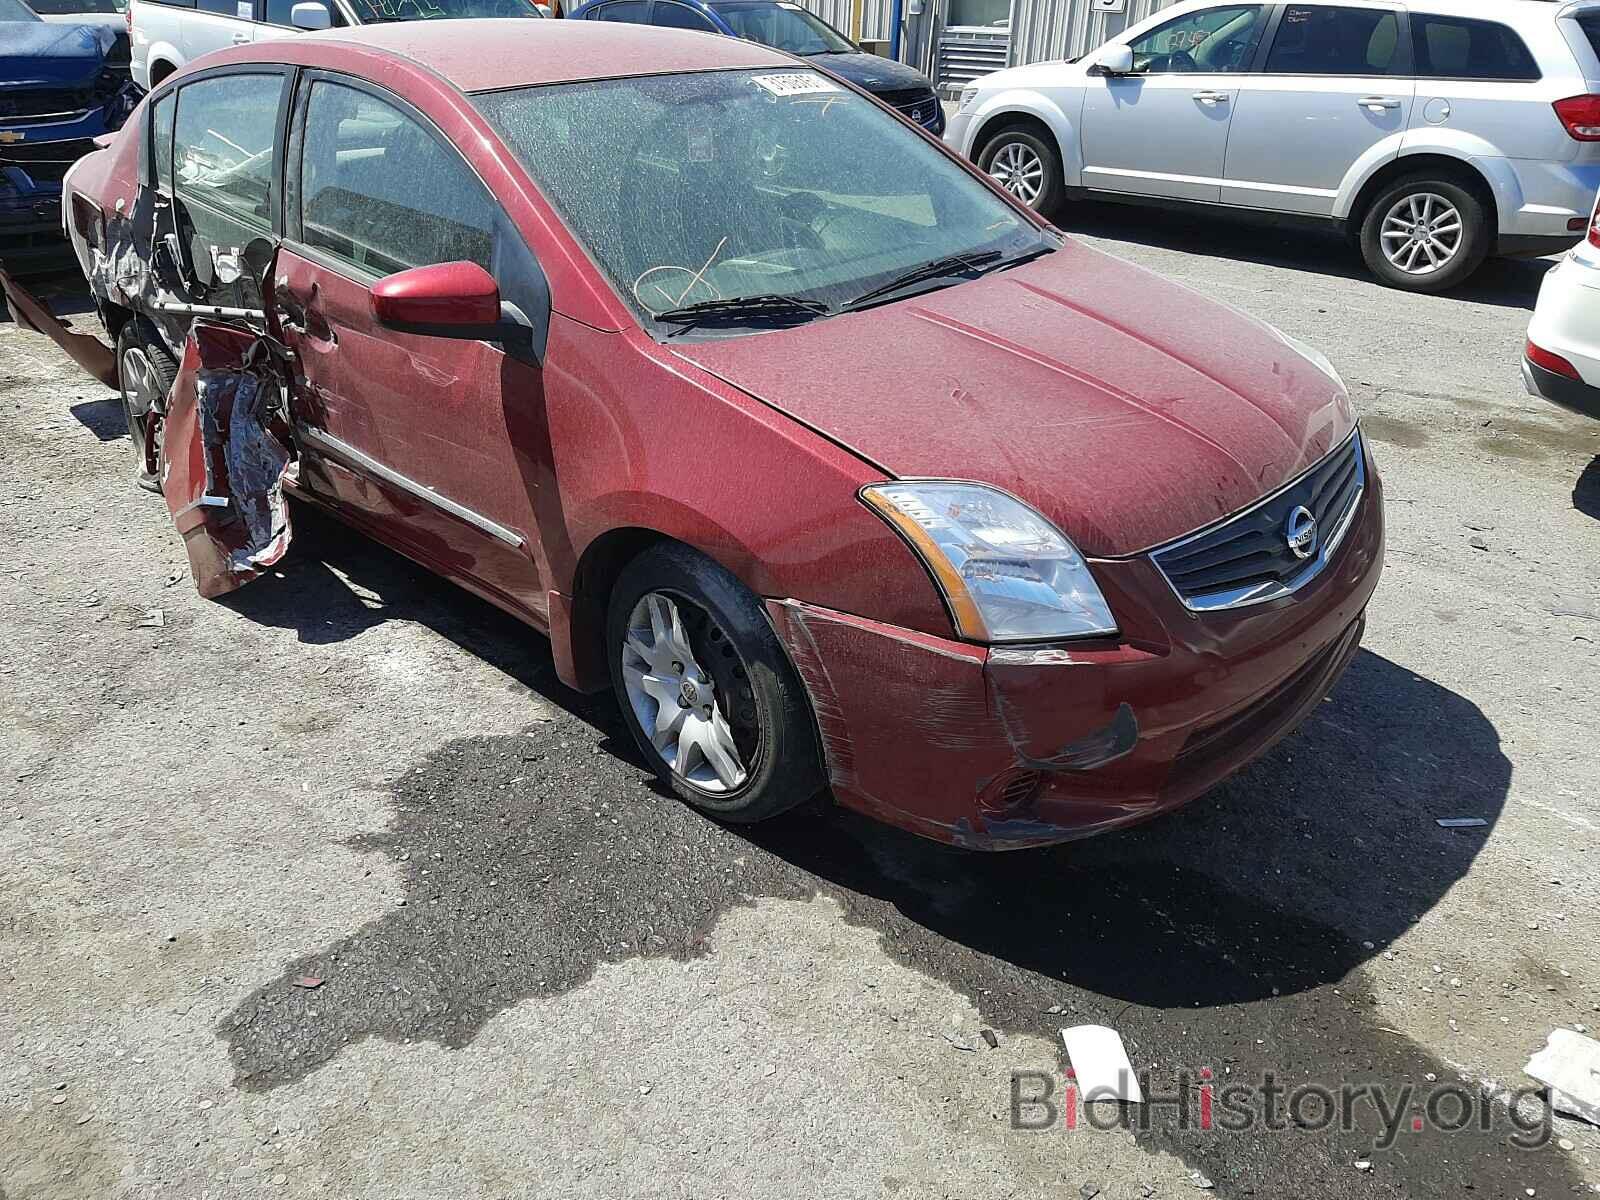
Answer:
[69,397,128,441]
[219,498,1516,1019]
[1575,455,1600,520]
[218,515,1573,1193]
[1059,199,1554,311]
[227,505,1508,1019]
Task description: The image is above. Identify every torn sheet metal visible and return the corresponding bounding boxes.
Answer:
[0,265,117,388]
[162,321,297,599]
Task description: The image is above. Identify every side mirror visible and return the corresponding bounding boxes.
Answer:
[370,261,537,360]
[1088,44,1134,75]
[290,1,332,29]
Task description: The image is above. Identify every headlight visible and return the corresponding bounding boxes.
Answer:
[861,481,1117,642]
[958,86,980,114]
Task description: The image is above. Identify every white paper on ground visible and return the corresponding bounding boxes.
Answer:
[1061,1025,1143,1104]
[1525,1029,1600,1127]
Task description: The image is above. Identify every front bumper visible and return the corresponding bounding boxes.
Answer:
[767,455,1386,850]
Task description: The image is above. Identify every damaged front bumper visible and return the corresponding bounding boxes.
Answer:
[766,471,1385,850]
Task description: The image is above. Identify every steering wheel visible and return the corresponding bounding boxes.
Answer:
[1168,48,1197,72]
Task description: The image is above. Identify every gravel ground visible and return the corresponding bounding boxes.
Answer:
[3,206,1599,1200]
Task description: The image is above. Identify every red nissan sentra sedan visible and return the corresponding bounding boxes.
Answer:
[9,20,1383,849]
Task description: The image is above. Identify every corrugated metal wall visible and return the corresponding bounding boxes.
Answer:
[794,0,1180,70]
[1008,0,1173,67]
[806,0,894,42]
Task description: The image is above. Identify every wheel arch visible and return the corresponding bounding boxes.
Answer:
[968,99,1081,186]
[550,516,774,695]
[146,53,181,87]
[1339,151,1503,244]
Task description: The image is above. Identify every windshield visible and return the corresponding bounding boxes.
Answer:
[347,0,537,22]
[25,0,124,13]
[0,0,43,19]
[709,1,854,53]
[474,69,1047,338]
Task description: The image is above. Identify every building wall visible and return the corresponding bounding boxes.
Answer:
[795,0,1181,74]
[806,0,895,42]
[1009,0,1175,65]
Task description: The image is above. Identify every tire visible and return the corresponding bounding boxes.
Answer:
[1358,175,1489,293]
[977,125,1065,219]
[116,320,177,494]
[606,542,823,824]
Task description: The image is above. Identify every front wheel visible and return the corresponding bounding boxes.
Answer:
[1358,177,1489,293]
[115,320,176,493]
[977,127,1065,218]
[606,542,823,824]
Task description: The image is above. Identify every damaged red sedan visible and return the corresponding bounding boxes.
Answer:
[6,19,1383,848]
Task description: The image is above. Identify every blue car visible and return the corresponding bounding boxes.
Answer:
[565,0,943,136]
[1,0,140,272]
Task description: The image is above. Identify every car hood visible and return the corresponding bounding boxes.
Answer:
[805,50,932,93]
[0,22,116,87]
[671,240,1356,558]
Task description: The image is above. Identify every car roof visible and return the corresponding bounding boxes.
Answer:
[296,18,793,92]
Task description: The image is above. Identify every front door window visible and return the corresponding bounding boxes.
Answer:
[1128,5,1266,74]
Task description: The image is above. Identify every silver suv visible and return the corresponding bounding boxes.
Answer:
[945,0,1600,291]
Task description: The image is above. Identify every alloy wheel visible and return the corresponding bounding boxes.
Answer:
[620,591,752,793]
[1379,192,1464,276]
[120,344,164,481]
[988,141,1045,206]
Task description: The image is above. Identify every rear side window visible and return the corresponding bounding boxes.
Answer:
[1265,4,1401,75]
[594,0,646,17]
[297,81,494,276]
[1410,15,1540,81]
[193,0,252,14]
[1578,14,1600,67]
[173,73,284,233]
[653,1,715,30]
[265,0,342,23]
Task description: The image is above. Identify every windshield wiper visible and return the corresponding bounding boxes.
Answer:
[655,294,831,337]
[841,246,1056,312]
[841,250,1005,312]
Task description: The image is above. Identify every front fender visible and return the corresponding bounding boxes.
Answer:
[966,92,1083,186]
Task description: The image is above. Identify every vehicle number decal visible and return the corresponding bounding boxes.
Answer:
[751,73,842,97]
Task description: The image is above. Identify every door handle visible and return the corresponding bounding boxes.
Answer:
[1193,90,1230,105]
[273,275,307,331]
[1358,96,1401,111]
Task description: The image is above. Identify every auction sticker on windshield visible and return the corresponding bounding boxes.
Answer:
[751,73,842,97]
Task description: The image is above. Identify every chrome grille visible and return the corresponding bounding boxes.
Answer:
[1150,429,1366,612]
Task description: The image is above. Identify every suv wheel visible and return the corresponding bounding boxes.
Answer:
[606,542,823,824]
[977,127,1064,217]
[1359,176,1489,293]
[115,320,177,493]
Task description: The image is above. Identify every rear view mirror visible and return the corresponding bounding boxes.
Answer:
[290,1,332,29]
[369,261,537,361]
[1089,44,1134,75]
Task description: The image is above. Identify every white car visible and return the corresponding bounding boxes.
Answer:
[1525,188,1600,421]
[946,0,1600,293]
[127,0,543,91]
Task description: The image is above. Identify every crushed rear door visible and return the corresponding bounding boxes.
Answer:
[162,321,297,598]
